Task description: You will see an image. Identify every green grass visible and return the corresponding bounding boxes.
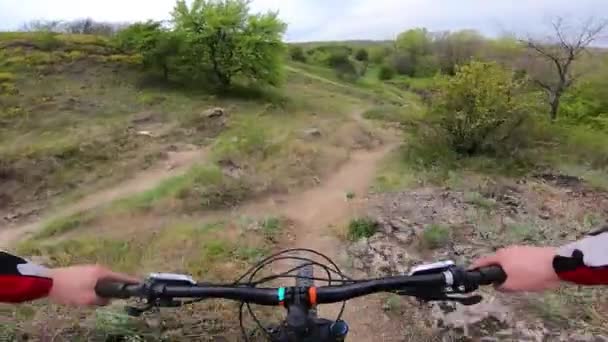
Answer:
[506,222,539,243]
[18,219,275,278]
[212,115,278,162]
[233,246,268,261]
[373,147,418,192]
[527,292,573,327]
[421,224,451,249]
[113,164,249,213]
[464,191,497,210]
[383,294,404,312]
[260,216,282,241]
[116,165,225,211]
[362,105,423,124]
[17,238,143,271]
[0,72,15,82]
[34,211,95,240]
[347,218,378,241]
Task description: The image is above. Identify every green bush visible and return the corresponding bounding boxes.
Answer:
[33,32,63,51]
[560,67,608,130]
[378,65,395,80]
[354,48,369,62]
[369,46,393,64]
[326,50,358,81]
[173,0,287,87]
[0,72,15,82]
[260,217,282,241]
[115,21,182,81]
[421,224,451,249]
[347,218,378,241]
[431,61,533,155]
[289,45,306,62]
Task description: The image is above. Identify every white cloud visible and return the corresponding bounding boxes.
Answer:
[0,0,606,41]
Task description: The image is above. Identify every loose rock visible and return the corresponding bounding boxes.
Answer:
[204,107,225,118]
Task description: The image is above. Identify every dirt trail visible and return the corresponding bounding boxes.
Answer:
[238,141,406,341]
[0,148,208,248]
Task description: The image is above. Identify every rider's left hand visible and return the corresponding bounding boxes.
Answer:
[48,265,139,306]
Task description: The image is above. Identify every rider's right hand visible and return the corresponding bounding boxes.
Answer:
[471,246,561,292]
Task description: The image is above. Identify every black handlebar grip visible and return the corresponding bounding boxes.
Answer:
[95,281,138,299]
[473,266,507,286]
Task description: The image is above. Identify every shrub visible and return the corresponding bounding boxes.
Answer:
[421,224,451,249]
[0,72,15,82]
[115,21,182,80]
[326,51,358,81]
[173,0,287,87]
[392,53,415,76]
[378,65,395,80]
[261,217,282,241]
[431,61,533,155]
[354,48,369,62]
[34,32,63,51]
[347,218,378,241]
[289,45,306,62]
[369,46,393,64]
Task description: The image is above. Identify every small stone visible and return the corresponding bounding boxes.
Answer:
[393,231,413,244]
[204,107,225,118]
[389,218,410,231]
[380,222,394,234]
[570,333,595,342]
[136,130,154,137]
[480,338,498,342]
[146,317,162,329]
[301,128,322,138]
[503,216,516,227]
[348,239,369,256]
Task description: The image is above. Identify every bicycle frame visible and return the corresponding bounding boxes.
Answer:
[268,303,348,341]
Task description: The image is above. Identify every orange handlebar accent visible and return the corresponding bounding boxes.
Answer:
[308,287,317,306]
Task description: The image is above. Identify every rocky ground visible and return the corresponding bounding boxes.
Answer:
[348,174,608,341]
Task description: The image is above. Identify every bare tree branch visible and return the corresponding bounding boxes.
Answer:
[523,16,607,121]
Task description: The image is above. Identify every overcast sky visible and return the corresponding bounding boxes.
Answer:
[1,0,606,42]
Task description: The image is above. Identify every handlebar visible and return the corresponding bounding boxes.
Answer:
[95,266,506,306]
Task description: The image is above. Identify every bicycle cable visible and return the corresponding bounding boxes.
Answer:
[235,248,355,342]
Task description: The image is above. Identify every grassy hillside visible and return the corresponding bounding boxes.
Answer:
[0,32,403,341]
[0,32,389,221]
[3,28,608,342]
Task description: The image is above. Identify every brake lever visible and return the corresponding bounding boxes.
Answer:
[402,262,485,306]
[124,273,197,317]
[395,289,483,306]
[417,293,483,306]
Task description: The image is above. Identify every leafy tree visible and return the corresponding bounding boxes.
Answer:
[396,28,433,57]
[289,45,306,62]
[561,56,608,128]
[172,0,287,87]
[432,61,533,155]
[394,28,438,76]
[369,45,393,64]
[116,21,182,81]
[432,30,485,75]
[354,48,369,62]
